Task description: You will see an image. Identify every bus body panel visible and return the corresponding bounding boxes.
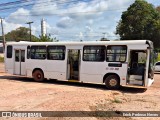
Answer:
[5,45,27,76]
[4,40,154,89]
[80,61,107,83]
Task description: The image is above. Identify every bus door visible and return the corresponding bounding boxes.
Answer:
[67,49,81,80]
[14,49,26,75]
[127,50,147,86]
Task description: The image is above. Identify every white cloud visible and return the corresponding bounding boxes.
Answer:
[56,16,74,28]
[85,26,93,32]
[7,8,30,24]
[3,20,22,34]
[3,0,136,40]
[79,32,84,40]
[31,0,59,15]
[46,23,60,35]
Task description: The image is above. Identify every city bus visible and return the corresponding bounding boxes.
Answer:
[4,40,154,89]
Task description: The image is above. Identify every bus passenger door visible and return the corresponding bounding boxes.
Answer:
[127,50,147,86]
[67,49,81,80]
[14,49,26,75]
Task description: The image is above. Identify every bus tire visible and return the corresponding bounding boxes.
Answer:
[104,75,120,89]
[32,70,44,82]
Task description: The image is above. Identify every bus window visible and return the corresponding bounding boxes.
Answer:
[21,50,25,62]
[15,50,19,62]
[83,46,105,62]
[47,46,65,60]
[129,50,146,74]
[31,46,46,59]
[27,46,30,59]
[106,45,127,62]
[7,45,12,58]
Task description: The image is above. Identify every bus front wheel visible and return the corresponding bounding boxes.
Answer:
[32,70,44,82]
[104,75,120,89]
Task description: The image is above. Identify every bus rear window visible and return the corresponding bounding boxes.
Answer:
[106,45,127,62]
[7,45,12,58]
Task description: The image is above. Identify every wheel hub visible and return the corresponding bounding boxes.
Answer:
[37,74,41,79]
[109,79,117,86]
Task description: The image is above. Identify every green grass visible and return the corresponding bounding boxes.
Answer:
[111,98,122,103]
[0,57,4,62]
[155,53,160,62]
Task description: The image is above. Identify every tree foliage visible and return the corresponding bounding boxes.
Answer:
[116,0,160,48]
[2,27,56,42]
[39,34,55,42]
[156,6,160,12]
[100,37,109,41]
[5,27,39,42]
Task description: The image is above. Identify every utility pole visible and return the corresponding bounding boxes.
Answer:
[0,18,6,50]
[102,32,106,38]
[26,21,33,42]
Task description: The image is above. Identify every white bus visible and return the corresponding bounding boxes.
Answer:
[4,40,154,89]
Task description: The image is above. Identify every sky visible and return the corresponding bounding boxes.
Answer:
[0,0,159,41]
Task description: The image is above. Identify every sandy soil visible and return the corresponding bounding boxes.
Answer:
[0,62,160,120]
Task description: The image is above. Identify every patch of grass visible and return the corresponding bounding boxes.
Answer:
[112,98,122,103]
[155,53,160,62]
[0,57,4,62]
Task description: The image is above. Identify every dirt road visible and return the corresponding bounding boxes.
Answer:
[0,62,160,120]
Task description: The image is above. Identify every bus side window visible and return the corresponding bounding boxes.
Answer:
[83,46,105,62]
[15,50,19,62]
[106,45,127,62]
[47,46,65,60]
[7,45,13,58]
[30,46,46,60]
[21,50,25,62]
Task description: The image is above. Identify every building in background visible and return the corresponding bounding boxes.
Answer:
[41,18,47,37]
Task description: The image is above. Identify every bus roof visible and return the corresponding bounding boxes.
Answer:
[5,40,152,46]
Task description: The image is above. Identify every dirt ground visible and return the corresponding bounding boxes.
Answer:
[0,62,160,120]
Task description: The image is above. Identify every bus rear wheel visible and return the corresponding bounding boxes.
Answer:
[104,75,120,89]
[32,70,44,82]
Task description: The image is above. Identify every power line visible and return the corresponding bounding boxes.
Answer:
[0,0,127,15]
[0,0,32,6]
[7,8,126,17]
[0,0,91,11]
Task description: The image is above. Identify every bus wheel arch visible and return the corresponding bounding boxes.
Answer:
[103,73,120,89]
[32,68,44,82]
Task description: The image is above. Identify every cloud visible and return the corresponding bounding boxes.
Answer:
[7,8,30,24]
[3,20,22,34]
[46,23,60,35]
[85,26,93,32]
[30,0,62,16]
[56,16,74,28]
[4,0,136,40]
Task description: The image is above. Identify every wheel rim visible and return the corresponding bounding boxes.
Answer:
[109,79,117,87]
[37,73,41,79]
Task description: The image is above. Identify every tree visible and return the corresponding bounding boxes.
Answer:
[116,0,160,48]
[100,37,109,41]
[39,34,54,42]
[2,27,57,42]
[156,6,160,12]
[4,27,39,42]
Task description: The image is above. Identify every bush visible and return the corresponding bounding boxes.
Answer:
[0,57,4,62]
[155,53,160,62]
